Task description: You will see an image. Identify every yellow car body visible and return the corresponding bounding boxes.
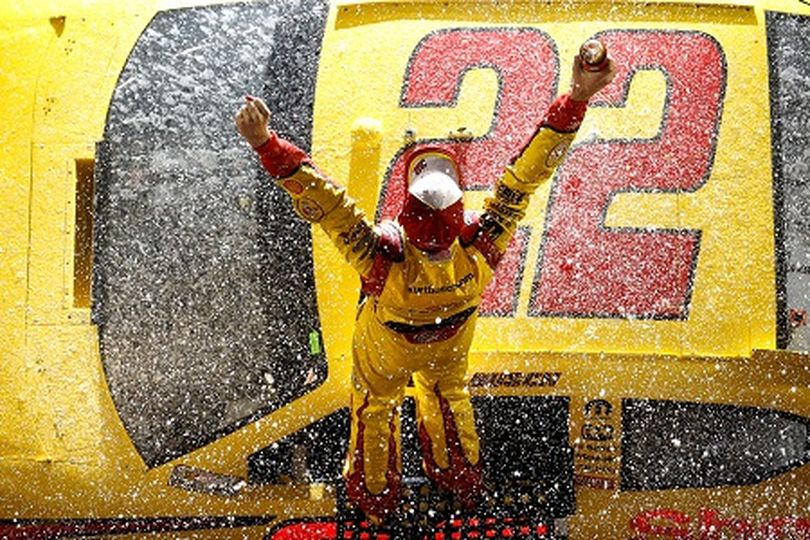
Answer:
[0,0,808,538]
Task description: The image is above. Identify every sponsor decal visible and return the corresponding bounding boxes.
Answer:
[630,507,810,539]
[573,475,617,490]
[339,221,372,245]
[479,213,506,241]
[469,371,561,388]
[487,199,524,220]
[545,140,571,167]
[296,197,325,221]
[494,183,527,206]
[338,221,377,259]
[408,272,474,294]
[582,399,615,442]
[575,398,620,487]
[282,178,304,194]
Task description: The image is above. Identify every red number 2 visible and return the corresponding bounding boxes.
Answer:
[532,30,726,319]
[379,28,557,316]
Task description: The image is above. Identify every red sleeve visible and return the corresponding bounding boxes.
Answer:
[253,131,309,177]
[542,93,588,133]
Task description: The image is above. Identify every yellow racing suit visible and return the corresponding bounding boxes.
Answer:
[253,94,587,519]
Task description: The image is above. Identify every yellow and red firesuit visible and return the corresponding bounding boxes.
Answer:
[253,94,588,519]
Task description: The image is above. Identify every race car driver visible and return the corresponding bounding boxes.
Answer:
[235,54,615,521]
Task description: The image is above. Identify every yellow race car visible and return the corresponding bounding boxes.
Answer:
[0,0,807,538]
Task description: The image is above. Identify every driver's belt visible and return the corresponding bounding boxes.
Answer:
[383,306,477,344]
